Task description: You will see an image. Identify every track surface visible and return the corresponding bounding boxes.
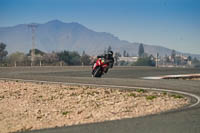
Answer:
[0,66,200,133]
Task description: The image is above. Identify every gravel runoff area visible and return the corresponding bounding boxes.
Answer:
[0,80,189,133]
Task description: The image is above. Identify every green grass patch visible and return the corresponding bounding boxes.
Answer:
[163,92,167,95]
[171,94,184,99]
[136,89,146,93]
[146,95,157,100]
[62,111,70,115]
[128,93,136,97]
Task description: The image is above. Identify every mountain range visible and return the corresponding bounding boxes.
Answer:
[0,20,199,58]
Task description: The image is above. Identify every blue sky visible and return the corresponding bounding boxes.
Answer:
[0,0,200,54]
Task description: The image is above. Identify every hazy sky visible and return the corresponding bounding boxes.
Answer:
[0,0,200,54]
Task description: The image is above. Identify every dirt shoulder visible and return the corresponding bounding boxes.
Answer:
[0,80,189,133]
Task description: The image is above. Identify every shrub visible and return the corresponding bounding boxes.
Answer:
[171,94,184,99]
[146,95,157,100]
[136,89,146,93]
[133,56,155,66]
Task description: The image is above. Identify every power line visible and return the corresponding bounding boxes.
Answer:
[28,24,37,66]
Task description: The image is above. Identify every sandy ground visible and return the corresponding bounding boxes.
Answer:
[189,78,200,80]
[0,80,189,133]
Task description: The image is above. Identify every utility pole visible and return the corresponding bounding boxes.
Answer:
[28,24,37,66]
[156,53,159,68]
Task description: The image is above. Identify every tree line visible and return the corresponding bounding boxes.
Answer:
[116,43,200,68]
[0,42,91,67]
[0,42,200,67]
[133,43,155,66]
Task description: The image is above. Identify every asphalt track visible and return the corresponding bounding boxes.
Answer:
[0,66,200,133]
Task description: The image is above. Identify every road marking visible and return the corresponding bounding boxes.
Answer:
[143,77,162,80]
[0,77,199,108]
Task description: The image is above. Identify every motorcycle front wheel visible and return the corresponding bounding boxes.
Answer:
[92,67,102,77]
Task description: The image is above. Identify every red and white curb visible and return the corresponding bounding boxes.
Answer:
[143,73,200,80]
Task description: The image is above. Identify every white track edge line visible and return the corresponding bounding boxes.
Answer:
[0,77,199,108]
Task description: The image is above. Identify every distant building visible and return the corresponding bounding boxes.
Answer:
[159,54,192,67]
[119,57,138,62]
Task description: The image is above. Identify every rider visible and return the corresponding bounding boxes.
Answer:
[105,51,114,68]
[96,51,114,73]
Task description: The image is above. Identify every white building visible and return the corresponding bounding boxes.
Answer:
[118,57,138,62]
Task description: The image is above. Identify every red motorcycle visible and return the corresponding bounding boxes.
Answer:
[92,57,109,77]
[92,51,114,77]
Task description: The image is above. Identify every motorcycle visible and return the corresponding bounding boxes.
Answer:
[92,57,110,77]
